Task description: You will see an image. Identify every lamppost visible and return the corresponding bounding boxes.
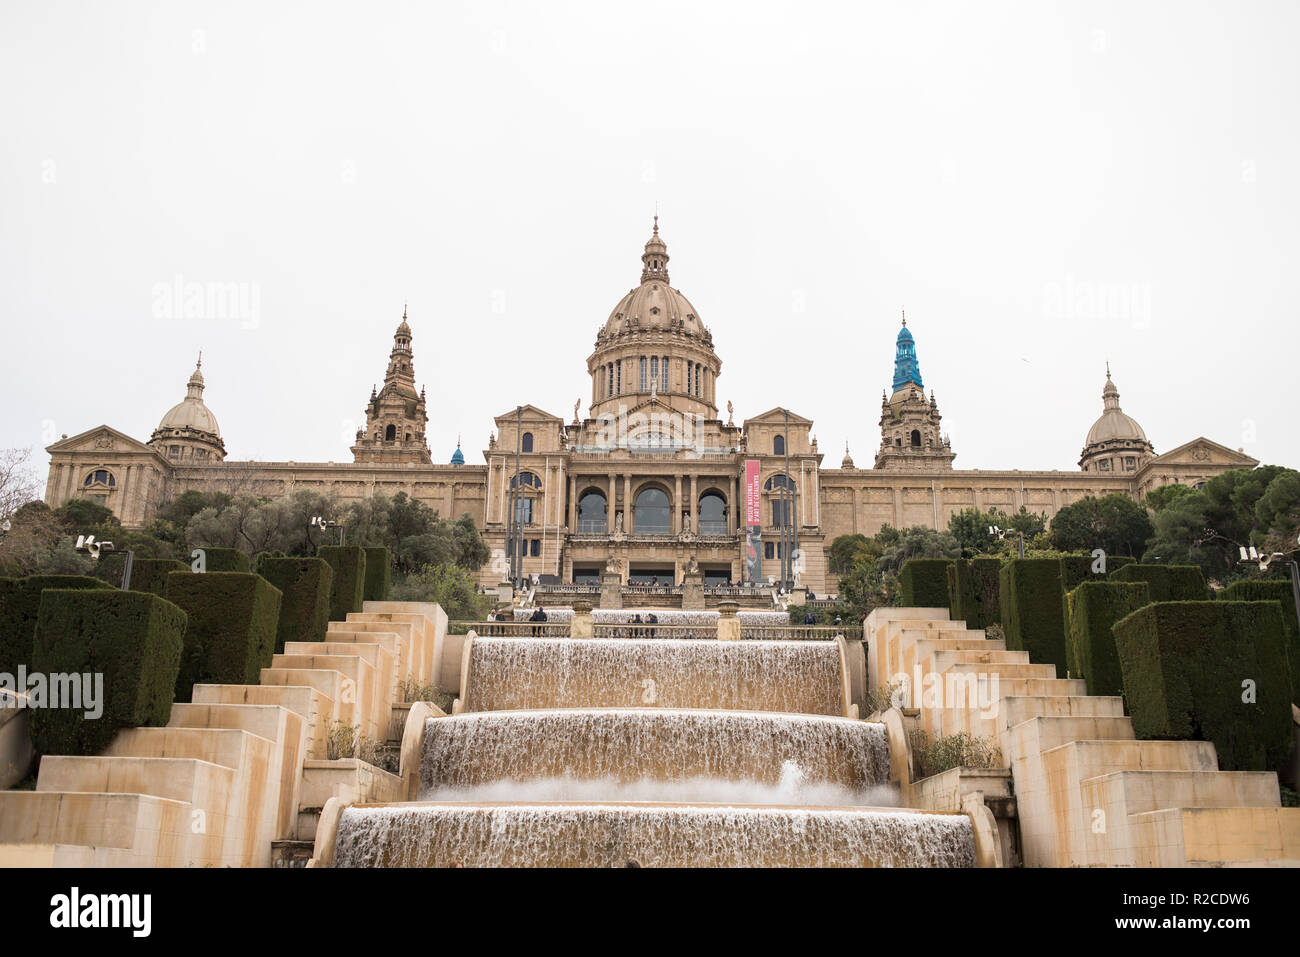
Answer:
[989,524,1025,559]
[1237,541,1300,631]
[310,516,345,547]
[75,533,134,590]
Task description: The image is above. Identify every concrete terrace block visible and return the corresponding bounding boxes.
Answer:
[192,683,329,760]
[271,654,380,740]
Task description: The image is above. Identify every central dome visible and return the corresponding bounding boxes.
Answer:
[598,217,708,342]
[1085,375,1148,446]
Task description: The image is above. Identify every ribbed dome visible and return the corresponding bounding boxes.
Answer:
[602,281,706,338]
[599,218,708,341]
[157,358,221,438]
[1086,409,1148,445]
[1085,372,1147,446]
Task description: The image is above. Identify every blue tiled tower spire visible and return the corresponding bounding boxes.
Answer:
[892,313,923,393]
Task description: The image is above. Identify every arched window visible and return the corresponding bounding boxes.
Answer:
[698,491,727,535]
[84,469,116,487]
[773,435,785,456]
[577,490,607,532]
[910,429,921,447]
[522,432,534,453]
[765,474,795,528]
[509,471,542,490]
[385,424,396,441]
[634,487,671,535]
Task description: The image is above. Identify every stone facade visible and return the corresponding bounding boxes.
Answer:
[43,220,1258,593]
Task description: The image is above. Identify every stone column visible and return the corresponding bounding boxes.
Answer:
[673,474,682,534]
[623,474,632,531]
[568,473,577,529]
[600,572,623,609]
[607,472,617,533]
[716,600,741,641]
[729,474,737,533]
[570,599,594,638]
[689,474,698,532]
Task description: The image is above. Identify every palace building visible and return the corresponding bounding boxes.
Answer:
[42,220,1257,592]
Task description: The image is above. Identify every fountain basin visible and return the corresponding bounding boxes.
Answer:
[420,709,891,804]
[462,638,844,715]
[333,802,977,868]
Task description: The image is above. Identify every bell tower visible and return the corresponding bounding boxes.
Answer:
[874,316,955,470]
[351,306,432,464]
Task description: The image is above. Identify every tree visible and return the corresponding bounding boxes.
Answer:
[0,447,41,522]
[828,533,871,573]
[391,563,490,620]
[877,526,960,575]
[1145,483,1196,513]
[53,498,119,531]
[1049,494,1153,557]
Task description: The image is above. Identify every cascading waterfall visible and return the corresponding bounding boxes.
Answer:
[419,710,893,805]
[329,635,980,867]
[464,638,843,715]
[334,804,976,868]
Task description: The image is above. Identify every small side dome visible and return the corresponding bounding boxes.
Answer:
[450,442,465,465]
[841,442,855,469]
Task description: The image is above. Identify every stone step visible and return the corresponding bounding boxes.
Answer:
[103,727,272,770]
[910,637,1006,653]
[0,791,193,863]
[192,683,331,759]
[931,649,1031,670]
[36,755,234,816]
[1084,768,1280,819]
[996,695,1125,733]
[944,661,1059,681]
[1127,806,1300,866]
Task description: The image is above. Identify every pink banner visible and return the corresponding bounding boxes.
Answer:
[744,459,762,527]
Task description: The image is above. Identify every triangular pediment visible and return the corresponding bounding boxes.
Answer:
[46,425,157,457]
[743,407,814,428]
[493,404,562,425]
[1146,437,1258,469]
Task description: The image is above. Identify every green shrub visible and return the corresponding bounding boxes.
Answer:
[899,558,953,608]
[163,572,282,701]
[253,555,333,653]
[948,558,1001,629]
[194,547,250,573]
[362,547,391,602]
[1109,563,1208,602]
[1065,581,1150,696]
[908,729,1003,778]
[0,575,113,676]
[1217,579,1299,704]
[128,559,189,596]
[29,589,186,756]
[999,559,1069,674]
[1113,600,1294,772]
[319,546,366,622]
[1059,553,1134,642]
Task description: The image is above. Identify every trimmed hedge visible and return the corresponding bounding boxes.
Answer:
[29,589,186,756]
[128,559,189,596]
[253,556,333,652]
[163,572,282,702]
[1109,563,1208,602]
[194,547,250,573]
[0,575,114,676]
[999,559,1069,674]
[900,558,954,608]
[1218,580,1299,703]
[1065,581,1151,696]
[947,558,1001,629]
[319,546,367,622]
[362,547,391,603]
[1113,600,1294,772]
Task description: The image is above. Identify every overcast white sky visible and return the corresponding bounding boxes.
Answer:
[2,1,1297,484]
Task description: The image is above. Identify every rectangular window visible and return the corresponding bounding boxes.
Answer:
[608,365,613,397]
[514,499,533,525]
[530,539,541,557]
[772,499,792,528]
[662,355,669,392]
[640,356,648,392]
[616,360,622,394]
[764,541,774,560]
[650,356,658,387]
